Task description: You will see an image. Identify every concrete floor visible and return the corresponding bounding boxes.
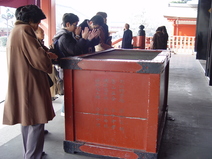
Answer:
[1,53,212,159]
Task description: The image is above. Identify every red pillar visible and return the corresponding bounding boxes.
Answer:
[40,0,56,46]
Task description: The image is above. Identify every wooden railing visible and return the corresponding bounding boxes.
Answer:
[167,36,195,54]
[112,36,196,54]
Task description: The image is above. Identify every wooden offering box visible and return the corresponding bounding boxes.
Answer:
[60,49,170,159]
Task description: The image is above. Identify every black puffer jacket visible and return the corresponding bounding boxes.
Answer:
[52,29,87,57]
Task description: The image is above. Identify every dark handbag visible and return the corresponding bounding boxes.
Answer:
[47,74,54,87]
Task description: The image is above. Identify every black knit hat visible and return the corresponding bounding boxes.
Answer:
[16,5,46,23]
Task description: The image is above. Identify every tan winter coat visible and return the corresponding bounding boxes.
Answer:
[3,21,55,126]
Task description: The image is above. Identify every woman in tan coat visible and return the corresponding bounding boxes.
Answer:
[3,5,57,159]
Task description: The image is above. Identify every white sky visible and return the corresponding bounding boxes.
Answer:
[0,0,197,36]
[56,0,170,25]
[0,1,170,37]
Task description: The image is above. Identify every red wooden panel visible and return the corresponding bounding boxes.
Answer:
[146,74,160,153]
[73,70,149,118]
[75,112,147,150]
[63,69,74,141]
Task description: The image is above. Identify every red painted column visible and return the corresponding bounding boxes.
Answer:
[40,0,56,46]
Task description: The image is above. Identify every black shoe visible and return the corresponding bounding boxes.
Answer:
[42,151,46,156]
[44,130,49,135]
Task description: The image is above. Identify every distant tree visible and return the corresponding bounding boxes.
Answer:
[1,8,14,37]
[130,10,149,35]
[0,36,7,46]
[126,9,167,37]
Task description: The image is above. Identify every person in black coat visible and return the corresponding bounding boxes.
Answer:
[160,26,169,49]
[151,26,168,50]
[52,13,98,57]
[121,23,133,49]
[95,12,113,51]
[79,15,104,53]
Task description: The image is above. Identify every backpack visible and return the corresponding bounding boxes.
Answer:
[49,38,66,61]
